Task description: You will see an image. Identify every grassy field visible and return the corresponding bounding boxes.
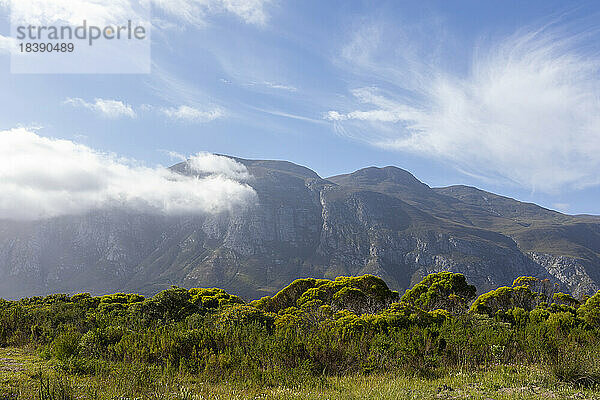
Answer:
[1,347,599,400]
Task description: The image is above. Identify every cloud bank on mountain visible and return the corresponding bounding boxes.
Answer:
[0,128,256,220]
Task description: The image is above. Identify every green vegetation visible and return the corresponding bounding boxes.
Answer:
[1,272,600,399]
[400,271,476,313]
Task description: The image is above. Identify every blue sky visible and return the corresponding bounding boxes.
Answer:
[1,0,600,216]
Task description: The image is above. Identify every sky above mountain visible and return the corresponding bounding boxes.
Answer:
[1,0,599,216]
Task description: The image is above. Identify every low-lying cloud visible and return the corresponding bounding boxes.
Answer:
[188,152,249,180]
[0,128,256,220]
[328,21,600,193]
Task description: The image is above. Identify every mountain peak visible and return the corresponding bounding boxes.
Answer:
[327,165,430,192]
[170,154,322,181]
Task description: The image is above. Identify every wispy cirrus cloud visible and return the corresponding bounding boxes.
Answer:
[326,19,600,193]
[0,0,272,29]
[152,0,272,27]
[0,0,143,25]
[249,81,297,92]
[64,98,225,123]
[64,98,137,119]
[160,105,225,123]
[0,128,256,220]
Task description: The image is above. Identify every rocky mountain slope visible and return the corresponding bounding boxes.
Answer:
[0,157,598,299]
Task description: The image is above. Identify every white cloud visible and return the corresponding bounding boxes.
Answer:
[324,89,422,123]
[160,105,224,123]
[219,0,270,25]
[188,152,249,180]
[0,128,256,220]
[64,100,225,123]
[0,0,270,30]
[242,81,298,92]
[0,34,18,54]
[64,98,137,119]
[257,108,328,125]
[2,0,145,26]
[262,81,297,92]
[152,0,271,27]
[327,22,600,193]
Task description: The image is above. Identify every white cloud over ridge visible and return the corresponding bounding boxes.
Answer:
[328,22,600,193]
[0,128,256,220]
[64,98,137,119]
[188,152,249,180]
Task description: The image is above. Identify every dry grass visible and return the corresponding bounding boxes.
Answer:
[1,347,600,400]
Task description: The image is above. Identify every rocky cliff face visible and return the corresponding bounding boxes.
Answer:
[528,253,599,297]
[0,157,598,299]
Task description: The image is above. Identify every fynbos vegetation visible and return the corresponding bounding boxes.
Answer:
[1,273,600,398]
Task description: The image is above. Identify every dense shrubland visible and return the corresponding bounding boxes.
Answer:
[1,273,600,389]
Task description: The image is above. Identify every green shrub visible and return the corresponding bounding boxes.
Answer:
[1,273,598,386]
[470,285,542,316]
[216,304,275,331]
[549,341,600,387]
[52,329,81,361]
[38,373,75,400]
[189,287,243,309]
[401,272,476,313]
[254,275,398,314]
[578,290,600,327]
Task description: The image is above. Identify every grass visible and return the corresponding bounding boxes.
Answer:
[1,347,600,400]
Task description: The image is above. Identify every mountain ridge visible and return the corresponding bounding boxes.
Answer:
[0,156,598,300]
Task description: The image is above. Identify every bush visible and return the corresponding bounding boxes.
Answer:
[578,290,600,327]
[0,273,598,386]
[470,285,542,316]
[549,342,600,387]
[401,272,476,313]
[52,329,81,361]
[254,275,399,314]
[189,287,244,309]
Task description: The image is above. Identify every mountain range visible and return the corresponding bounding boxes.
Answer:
[1,156,599,300]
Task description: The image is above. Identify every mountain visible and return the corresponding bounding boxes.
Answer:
[0,157,598,300]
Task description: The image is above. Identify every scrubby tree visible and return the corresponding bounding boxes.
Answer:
[512,276,558,302]
[131,286,197,323]
[470,285,543,316]
[189,287,244,309]
[254,275,399,315]
[552,292,580,308]
[217,304,275,331]
[400,272,476,313]
[578,290,600,327]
